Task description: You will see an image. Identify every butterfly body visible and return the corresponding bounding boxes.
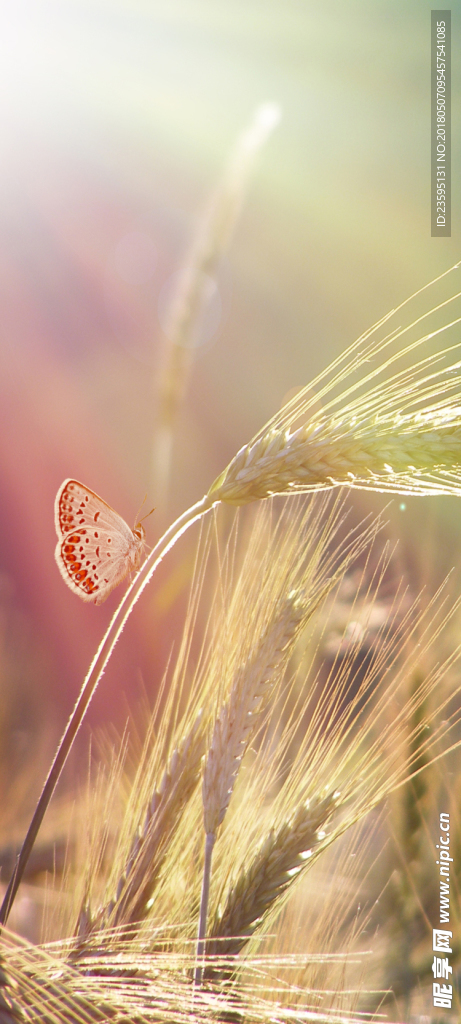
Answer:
[54,479,145,604]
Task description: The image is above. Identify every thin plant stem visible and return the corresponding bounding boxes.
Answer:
[0,495,213,926]
[194,831,216,986]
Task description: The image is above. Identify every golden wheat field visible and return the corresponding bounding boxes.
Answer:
[0,2,459,1022]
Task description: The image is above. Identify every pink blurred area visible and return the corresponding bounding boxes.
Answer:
[0,148,235,780]
[0,150,192,732]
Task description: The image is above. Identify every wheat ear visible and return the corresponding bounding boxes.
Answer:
[195,590,307,983]
[208,404,461,505]
[91,712,205,934]
[206,791,338,960]
[153,103,280,508]
[202,590,307,838]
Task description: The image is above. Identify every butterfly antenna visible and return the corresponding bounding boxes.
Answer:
[134,494,156,529]
[140,506,156,524]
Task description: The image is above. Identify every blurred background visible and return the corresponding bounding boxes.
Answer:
[0,0,459,832]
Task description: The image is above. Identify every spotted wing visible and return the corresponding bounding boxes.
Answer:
[55,479,134,540]
[54,479,143,604]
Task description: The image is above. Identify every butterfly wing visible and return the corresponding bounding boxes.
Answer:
[54,479,132,539]
[54,480,144,604]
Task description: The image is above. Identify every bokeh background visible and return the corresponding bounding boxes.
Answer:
[0,0,459,820]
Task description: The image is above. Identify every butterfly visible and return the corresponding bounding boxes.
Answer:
[54,479,150,604]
